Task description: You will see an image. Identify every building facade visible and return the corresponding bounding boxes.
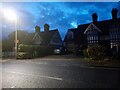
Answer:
[64,8,120,54]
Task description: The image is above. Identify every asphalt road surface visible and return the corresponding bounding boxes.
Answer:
[1,59,120,88]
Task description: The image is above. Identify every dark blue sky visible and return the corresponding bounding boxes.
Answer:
[1,2,120,40]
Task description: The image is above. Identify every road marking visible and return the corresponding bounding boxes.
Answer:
[5,71,63,81]
[41,76,63,81]
[79,65,120,70]
[11,86,15,88]
[37,62,47,65]
[17,60,48,65]
[90,66,120,70]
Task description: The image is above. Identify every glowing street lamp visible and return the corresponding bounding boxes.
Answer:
[3,9,18,59]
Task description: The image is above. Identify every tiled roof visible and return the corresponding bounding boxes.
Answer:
[71,18,120,35]
[64,18,120,44]
[22,29,59,45]
[37,29,58,45]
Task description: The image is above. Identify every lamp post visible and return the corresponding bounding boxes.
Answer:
[15,17,18,59]
[3,9,18,59]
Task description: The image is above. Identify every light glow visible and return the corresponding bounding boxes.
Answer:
[3,9,17,21]
[70,22,77,28]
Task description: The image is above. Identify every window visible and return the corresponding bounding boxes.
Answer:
[86,28,99,45]
[87,35,98,44]
[87,33,98,44]
[91,36,93,41]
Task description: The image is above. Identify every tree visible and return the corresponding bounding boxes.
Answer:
[2,30,31,52]
[8,30,31,44]
[2,39,14,52]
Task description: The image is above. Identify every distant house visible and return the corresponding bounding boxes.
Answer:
[22,24,62,47]
[64,8,120,53]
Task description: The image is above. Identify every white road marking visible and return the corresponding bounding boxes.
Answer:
[18,60,48,65]
[5,70,63,81]
[56,63,119,70]
[90,66,120,70]
[41,76,63,81]
[11,86,15,88]
[37,62,47,65]
[79,65,120,70]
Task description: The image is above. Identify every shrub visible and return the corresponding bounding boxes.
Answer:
[18,44,34,53]
[17,52,32,59]
[87,44,106,60]
[18,44,58,58]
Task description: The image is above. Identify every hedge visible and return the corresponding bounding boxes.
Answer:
[18,44,57,58]
[87,44,106,60]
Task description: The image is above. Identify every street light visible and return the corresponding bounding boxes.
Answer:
[3,9,18,59]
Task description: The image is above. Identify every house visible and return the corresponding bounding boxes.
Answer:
[64,8,120,54]
[22,24,62,47]
[64,21,89,52]
[18,24,63,57]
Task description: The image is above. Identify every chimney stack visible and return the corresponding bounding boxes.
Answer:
[35,25,40,33]
[92,13,98,23]
[111,8,118,20]
[44,24,49,32]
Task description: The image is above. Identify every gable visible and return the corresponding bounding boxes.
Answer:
[22,33,33,44]
[66,30,74,40]
[33,33,42,45]
[49,31,62,45]
[84,23,101,34]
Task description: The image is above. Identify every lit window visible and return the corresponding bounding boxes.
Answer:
[89,37,91,40]
[92,36,93,40]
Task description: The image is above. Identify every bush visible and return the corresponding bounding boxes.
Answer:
[18,44,34,53]
[87,44,106,60]
[17,52,32,59]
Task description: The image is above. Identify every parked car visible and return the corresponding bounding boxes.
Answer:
[53,46,66,55]
[54,48,61,54]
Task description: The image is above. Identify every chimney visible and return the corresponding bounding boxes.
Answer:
[44,24,49,32]
[111,8,118,20]
[35,25,40,33]
[92,13,98,23]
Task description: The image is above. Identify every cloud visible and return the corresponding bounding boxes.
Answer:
[1,2,118,40]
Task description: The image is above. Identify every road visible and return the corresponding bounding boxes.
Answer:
[1,59,120,88]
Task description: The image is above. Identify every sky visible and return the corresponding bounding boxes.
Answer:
[1,1,120,40]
